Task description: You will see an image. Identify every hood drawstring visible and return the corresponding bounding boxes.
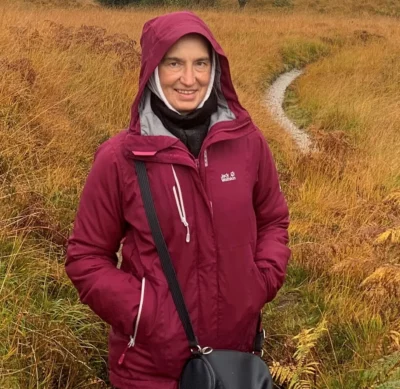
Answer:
[171,165,190,243]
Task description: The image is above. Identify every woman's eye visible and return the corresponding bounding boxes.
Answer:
[195,61,209,70]
[169,62,179,68]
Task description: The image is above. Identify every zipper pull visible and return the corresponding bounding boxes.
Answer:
[183,220,190,243]
[118,347,129,366]
[186,227,190,243]
[118,337,135,366]
[195,159,200,169]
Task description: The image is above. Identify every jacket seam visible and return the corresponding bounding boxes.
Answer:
[109,133,128,216]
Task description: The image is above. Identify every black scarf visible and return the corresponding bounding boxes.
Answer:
[150,91,218,158]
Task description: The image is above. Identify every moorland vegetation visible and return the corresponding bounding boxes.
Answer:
[16,0,400,17]
[0,0,399,388]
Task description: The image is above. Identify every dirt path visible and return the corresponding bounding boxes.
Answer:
[265,69,312,153]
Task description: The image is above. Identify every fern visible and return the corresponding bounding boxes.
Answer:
[374,227,400,244]
[271,319,327,389]
[271,361,296,385]
[389,330,400,349]
[385,191,400,207]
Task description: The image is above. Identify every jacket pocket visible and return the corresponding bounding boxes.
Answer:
[249,259,268,310]
[116,277,148,366]
[218,243,266,350]
[113,275,188,379]
[142,278,190,378]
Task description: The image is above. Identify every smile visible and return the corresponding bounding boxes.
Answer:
[176,90,196,95]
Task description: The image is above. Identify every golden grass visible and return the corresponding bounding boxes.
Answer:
[220,0,400,17]
[0,2,399,388]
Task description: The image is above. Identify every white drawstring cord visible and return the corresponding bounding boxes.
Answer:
[131,277,146,347]
[172,165,191,243]
[118,277,146,365]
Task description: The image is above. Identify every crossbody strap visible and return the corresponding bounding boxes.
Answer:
[134,160,265,355]
[134,160,199,350]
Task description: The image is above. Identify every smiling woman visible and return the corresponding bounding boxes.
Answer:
[146,32,217,157]
[65,10,290,389]
[158,34,213,114]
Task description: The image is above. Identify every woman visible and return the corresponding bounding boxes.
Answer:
[66,11,290,389]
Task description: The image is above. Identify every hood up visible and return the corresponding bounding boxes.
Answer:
[128,11,249,135]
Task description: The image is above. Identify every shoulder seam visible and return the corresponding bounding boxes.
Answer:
[108,134,127,215]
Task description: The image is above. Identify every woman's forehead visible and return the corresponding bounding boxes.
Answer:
[164,34,212,59]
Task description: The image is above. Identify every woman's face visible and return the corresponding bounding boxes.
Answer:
[159,34,212,114]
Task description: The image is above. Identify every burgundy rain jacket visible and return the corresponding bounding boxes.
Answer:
[66,11,290,389]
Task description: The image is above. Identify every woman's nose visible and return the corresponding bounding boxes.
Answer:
[180,66,196,86]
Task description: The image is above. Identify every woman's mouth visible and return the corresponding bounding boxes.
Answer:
[175,89,198,101]
[176,89,196,95]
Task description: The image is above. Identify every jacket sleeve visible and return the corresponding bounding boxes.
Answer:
[253,134,291,303]
[65,140,141,335]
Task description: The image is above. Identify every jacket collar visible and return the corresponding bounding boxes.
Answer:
[124,116,254,168]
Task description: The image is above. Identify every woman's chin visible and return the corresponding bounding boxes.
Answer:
[173,101,199,114]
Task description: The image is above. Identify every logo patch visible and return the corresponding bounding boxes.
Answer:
[221,171,236,182]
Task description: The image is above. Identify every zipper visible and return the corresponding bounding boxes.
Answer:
[203,149,212,215]
[169,118,251,169]
[118,277,146,366]
[199,117,252,156]
[118,336,135,366]
[158,120,251,219]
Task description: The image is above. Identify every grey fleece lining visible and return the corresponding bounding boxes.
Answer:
[139,55,236,137]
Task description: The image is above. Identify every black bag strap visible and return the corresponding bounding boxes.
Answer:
[134,160,199,350]
[134,160,264,354]
[253,313,265,355]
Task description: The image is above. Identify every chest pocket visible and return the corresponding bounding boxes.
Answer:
[205,141,256,248]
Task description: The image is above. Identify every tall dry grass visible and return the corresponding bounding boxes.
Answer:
[0,3,399,388]
[220,0,400,17]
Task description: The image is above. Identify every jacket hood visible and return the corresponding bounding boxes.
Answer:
[128,11,248,134]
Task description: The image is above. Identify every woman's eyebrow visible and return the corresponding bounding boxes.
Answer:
[163,56,182,62]
[162,56,210,62]
[195,57,211,62]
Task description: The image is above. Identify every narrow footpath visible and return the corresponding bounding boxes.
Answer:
[265,69,313,153]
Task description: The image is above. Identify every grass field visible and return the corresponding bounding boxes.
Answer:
[0,1,399,388]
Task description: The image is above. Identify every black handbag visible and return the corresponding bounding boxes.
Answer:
[134,160,274,389]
